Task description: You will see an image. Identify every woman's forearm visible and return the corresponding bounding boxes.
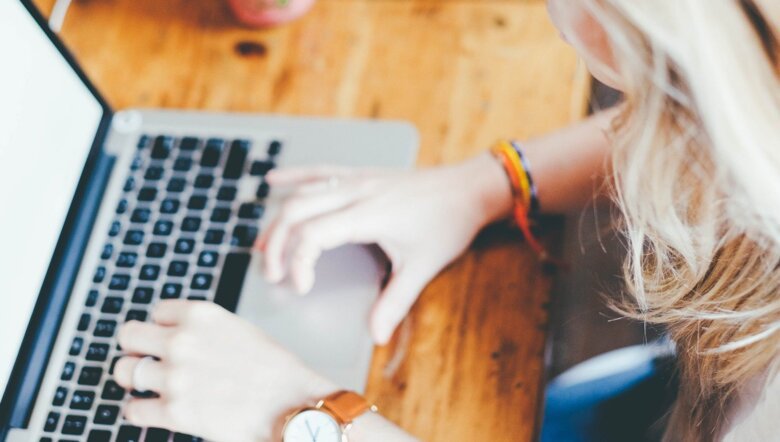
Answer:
[522,108,618,214]
[469,108,618,225]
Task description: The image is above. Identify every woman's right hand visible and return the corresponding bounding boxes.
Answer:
[256,153,513,344]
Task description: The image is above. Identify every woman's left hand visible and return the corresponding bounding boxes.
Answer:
[113,300,337,442]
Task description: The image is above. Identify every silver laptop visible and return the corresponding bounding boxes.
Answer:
[0,1,418,441]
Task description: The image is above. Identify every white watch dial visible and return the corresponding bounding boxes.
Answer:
[283,409,343,442]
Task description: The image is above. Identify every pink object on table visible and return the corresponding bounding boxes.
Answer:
[227,0,316,27]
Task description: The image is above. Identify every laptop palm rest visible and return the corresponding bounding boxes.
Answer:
[235,245,385,392]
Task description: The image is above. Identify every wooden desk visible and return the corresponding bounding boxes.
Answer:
[32,0,588,440]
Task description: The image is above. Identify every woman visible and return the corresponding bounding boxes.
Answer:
[113,0,780,440]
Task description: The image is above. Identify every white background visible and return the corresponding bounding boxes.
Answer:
[0,0,103,394]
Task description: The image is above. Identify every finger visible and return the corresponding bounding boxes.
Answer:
[124,398,173,430]
[260,189,367,282]
[287,208,374,294]
[151,299,199,326]
[370,267,434,345]
[113,356,167,393]
[265,165,353,186]
[117,321,174,358]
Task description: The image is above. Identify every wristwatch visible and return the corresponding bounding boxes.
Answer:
[282,390,377,442]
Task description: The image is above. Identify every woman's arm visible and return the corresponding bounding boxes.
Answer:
[521,108,618,214]
[257,108,618,345]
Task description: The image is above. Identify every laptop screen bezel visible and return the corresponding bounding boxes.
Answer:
[0,0,116,435]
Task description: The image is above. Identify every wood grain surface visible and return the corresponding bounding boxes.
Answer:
[32,0,588,440]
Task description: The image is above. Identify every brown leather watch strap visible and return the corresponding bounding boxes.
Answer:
[320,390,373,425]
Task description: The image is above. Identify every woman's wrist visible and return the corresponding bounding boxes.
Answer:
[459,153,515,227]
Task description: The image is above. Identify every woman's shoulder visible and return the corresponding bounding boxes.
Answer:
[720,367,780,441]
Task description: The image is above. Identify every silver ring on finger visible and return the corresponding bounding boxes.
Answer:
[133,356,156,393]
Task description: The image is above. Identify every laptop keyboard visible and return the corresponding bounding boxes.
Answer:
[40,134,280,442]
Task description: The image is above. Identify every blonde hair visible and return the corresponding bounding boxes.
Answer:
[564,0,780,439]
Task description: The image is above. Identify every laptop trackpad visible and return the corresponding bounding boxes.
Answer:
[235,245,385,392]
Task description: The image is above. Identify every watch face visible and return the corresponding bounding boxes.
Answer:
[283,409,343,442]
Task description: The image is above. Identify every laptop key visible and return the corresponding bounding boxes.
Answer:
[232,225,259,248]
[211,207,231,223]
[61,362,75,381]
[268,140,283,156]
[167,177,187,193]
[132,287,154,304]
[144,166,164,181]
[160,198,180,214]
[62,415,87,435]
[250,160,275,176]
[87,429,112,442]
[123,177,136,192]
[193,174,214,189]
[108,221,121,237]
[69,337,84,356]
[86,343,109,362]
[153,220,173,236]
[70,390,95,411]
[116,199,128,215]
[94,404,120,425]
[77,313,91,331]
[238,203,264,220]
[200,139,224,167]
[180,137,199,151]
[85,290,99,307]
[109,274,131,290]
[173,157,193,172]
[151,136,174,160]
[78,366,103,386]
[204,229,225,245]
[187,195,208,210]
[101,296,124,314]
[168,261,189,277]
[93,266,106,283]
[52,386,68,406]
[174,239,195,254]
[131,208,151,224]
[131,154,144,170]
[182,216,201,232]
[191,273,212,291]
[138,187,158,202]
[161,283,182,299]
[43,411,59,432]
[116,425,142,442]
[224,139,250,179]
[94,320,117,338]
[146,428,171,442]
[216,186,237,201]
[256,181,270,199]
[101,380,126,401]
[140,264,161,281]
[214,253,251,312]
[117,252,138,268]
[123,230,145,246]
[101,244,113,260]
[146,242,167,258]
[137,135,150,149]
[126,309,147,322]
[198,251,218,267]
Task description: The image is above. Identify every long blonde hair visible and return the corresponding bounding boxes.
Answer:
[565,0,780,439]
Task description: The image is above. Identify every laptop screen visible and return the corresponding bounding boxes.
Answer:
[0,1,104,395]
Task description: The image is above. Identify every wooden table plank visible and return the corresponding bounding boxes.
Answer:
[32,0,588,440]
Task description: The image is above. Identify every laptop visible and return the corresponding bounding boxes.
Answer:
[0,1,418,441]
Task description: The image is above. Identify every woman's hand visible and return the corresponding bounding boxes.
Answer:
[257,154,513,344]
[114,300,338,442]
